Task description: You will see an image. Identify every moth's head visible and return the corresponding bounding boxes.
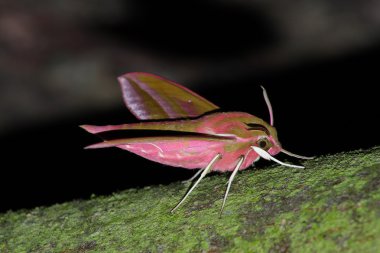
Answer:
[248,86,314,168]
[248,121,282,155]
[247,120,281,156]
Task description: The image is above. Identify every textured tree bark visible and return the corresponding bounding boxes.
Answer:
[1,147,380,252]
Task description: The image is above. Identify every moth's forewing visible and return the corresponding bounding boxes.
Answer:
[119,72,219,120]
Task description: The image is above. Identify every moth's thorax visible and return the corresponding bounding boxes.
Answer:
[196,112,265,135]
[196,112,279,143]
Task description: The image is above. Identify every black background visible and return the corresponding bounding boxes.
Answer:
[1,1,379,212]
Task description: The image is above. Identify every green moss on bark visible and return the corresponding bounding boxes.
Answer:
[1,147,380,252]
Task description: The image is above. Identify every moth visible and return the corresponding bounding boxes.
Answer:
[81,72,313,215]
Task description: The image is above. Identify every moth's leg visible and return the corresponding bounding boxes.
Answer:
[182,168,204,183]
[220,156,245,217]
[171,153,222,213]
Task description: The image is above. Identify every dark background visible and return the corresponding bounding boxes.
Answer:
[1,0,379,212]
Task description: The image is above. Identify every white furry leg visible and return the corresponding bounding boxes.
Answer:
[220,156,245,216]
[171,153,222,213]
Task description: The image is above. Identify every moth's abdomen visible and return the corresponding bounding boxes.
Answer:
[117,140,224,169]
[117,140,259,172]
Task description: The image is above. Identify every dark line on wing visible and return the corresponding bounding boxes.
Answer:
[97,129,235,141]
[246,123,270,135]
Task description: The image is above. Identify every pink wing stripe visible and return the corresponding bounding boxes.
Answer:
[118,76,154,120]
[80,125,126,134]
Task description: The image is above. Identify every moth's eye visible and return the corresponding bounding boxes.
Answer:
[257,138,271,150]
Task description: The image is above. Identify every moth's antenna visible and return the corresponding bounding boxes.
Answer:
[260,86,273,126]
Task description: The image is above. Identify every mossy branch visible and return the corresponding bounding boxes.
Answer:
[1,147,380,252]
